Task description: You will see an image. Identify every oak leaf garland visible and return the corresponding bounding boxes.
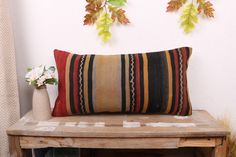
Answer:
[167,0,215,33]
[84,0,216,41]
[84,0,129,42]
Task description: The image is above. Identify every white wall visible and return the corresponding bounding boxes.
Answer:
[10,0,236,129]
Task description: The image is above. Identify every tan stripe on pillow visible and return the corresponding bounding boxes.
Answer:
[142,53,149,113]
[83,55,91,113]
[165,51,173,113]
[125,55,130,112]
[94,55,122,112]
[65,54,73,115]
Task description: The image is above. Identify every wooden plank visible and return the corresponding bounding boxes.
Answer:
[212,137,227,157]
[8,127,230,138]
[7,110,230,138]
[20,137,181,149]
[8,136,25,157]
[179,138,216,147]
[20,136,222,149]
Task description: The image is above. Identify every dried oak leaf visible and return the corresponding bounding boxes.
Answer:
[84,0,104,25]
[166,0,187,12]
[84,12,99,25]
[197,0,203,13]
[109,6,130,24]
[203,1,215,17]
[197,0,214,17]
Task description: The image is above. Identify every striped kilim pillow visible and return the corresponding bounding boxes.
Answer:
[52,47,192,116]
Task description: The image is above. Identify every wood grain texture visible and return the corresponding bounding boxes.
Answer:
[8,136,25,157]
[20,136,223,149]
[6,110,229,157]
[212,137,227,157]
[20,137,181,149]
[7,110,230,138]
[178,138,217,147]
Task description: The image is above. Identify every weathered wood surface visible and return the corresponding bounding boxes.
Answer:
[8,136,25,157]
[19,136,223,149]
[7,110,229,157]
[7,110,229,138]
[212,137,227,157]
[20,137,179,149]
[179,137,217,147]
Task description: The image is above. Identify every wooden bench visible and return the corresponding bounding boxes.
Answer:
[7,110,229,157]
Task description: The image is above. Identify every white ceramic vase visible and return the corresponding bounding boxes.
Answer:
[32,85,52,121]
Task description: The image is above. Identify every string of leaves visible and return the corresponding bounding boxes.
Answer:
[84,0,215,42]
[166,0,215,33]
[84,0,130,42]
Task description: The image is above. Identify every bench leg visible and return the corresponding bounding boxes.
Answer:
[212,137,227,157]
[8,136,25,157]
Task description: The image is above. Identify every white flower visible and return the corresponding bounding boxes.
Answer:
[25,66,44,81]
[37,75,46,87]
[25,65,57,87]
[44,70,54,79]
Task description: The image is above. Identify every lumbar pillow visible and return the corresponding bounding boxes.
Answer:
[52,47,192,116]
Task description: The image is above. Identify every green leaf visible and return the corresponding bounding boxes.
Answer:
[45,78,58,85]
[96,13,113,42]
[108,0,127,7]
[27,68,32,72]
[31,80,38,87]
[180,3,198,33]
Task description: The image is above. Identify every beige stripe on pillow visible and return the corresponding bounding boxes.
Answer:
[65,54,73,115]
[94,55,122,112]
[125,55,130,112]
[142,53,149,113]
[83,55,91,113]
[165,51,173,113]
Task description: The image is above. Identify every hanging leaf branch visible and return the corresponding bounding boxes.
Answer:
[83,0,215,40]
[167,0,215,33]
[84,0,130,42]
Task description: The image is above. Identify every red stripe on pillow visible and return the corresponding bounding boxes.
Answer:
[173,49,179,115]
[181,48,188,115]
[52,50,70,116]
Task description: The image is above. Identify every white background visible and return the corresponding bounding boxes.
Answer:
[9,0,236,129]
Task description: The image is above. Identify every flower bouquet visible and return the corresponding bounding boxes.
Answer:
[25,65,57,88]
